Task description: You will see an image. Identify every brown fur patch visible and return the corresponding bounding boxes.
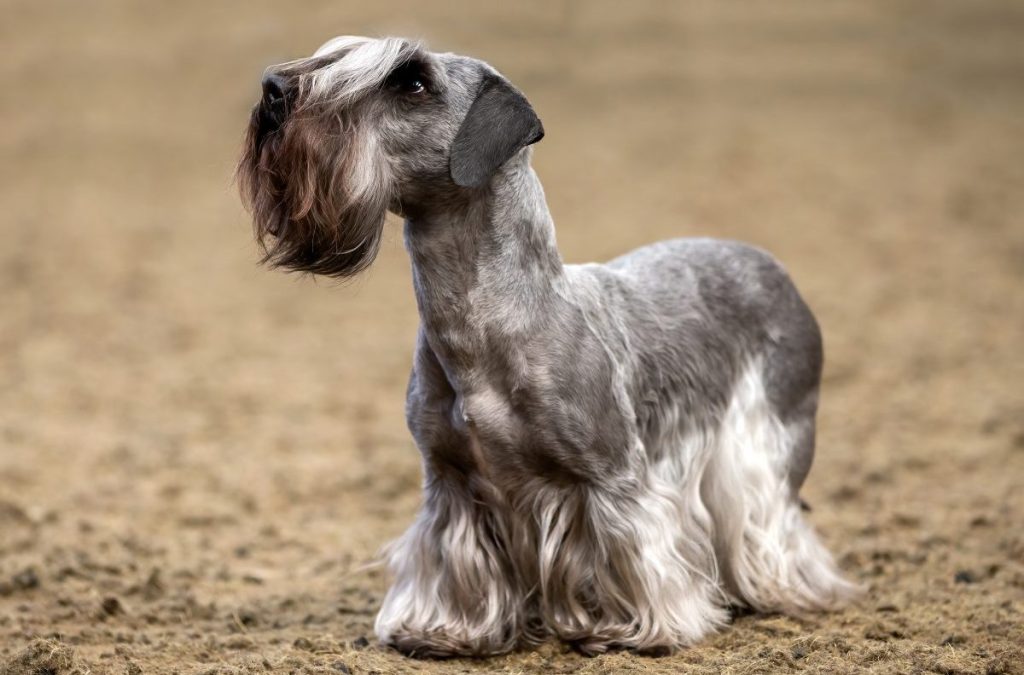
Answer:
[236,61,393,277]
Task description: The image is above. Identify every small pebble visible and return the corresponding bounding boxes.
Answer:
[101,596,124,616]
[954,569,977,584]
[12,568,40,590]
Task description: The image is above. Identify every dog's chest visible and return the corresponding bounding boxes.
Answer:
[456,382,520,447]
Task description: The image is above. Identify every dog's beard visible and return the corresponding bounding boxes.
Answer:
[237,101,391,278]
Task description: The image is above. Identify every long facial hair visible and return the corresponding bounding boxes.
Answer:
[237,38,417,278]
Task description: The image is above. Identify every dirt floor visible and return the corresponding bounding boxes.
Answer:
[2,1,1023,673]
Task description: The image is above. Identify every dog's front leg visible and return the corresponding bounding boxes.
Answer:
[375,333,522,657]
[532,475,731,655]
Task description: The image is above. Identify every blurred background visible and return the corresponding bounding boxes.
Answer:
[1,1,1022,673]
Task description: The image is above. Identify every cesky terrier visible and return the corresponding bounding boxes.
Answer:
[237,36,856,658]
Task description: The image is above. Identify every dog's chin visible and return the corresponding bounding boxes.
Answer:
[259,214,385,278]
[243,169,388,278]
[238,117,391,279]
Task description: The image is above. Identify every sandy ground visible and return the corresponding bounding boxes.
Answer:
[2,1,1023,673]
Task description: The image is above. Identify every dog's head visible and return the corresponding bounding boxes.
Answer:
[236,36,544,277]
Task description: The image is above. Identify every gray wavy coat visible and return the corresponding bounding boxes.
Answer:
[237,36,856,658]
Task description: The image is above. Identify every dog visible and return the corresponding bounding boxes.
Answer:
[237,36,856,657]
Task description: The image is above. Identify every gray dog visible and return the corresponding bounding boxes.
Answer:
[237,36,856,658]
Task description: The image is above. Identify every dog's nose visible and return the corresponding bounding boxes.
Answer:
[258,72,290,134]
[261,72,288,104]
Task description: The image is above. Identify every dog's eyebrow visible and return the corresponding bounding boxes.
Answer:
[304,37,425,103]
[383,56,434,88]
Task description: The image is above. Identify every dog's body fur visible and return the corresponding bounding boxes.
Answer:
[238,36,856,657]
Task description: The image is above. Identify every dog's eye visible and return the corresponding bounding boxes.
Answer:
[387,62,427,96]
[400,77,425,95]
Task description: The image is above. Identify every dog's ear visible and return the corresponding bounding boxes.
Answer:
[449,74,544,188]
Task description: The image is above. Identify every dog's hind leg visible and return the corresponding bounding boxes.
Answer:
[703,359,858,614]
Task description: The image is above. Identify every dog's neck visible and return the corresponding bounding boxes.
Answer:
[404,150,564,379]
